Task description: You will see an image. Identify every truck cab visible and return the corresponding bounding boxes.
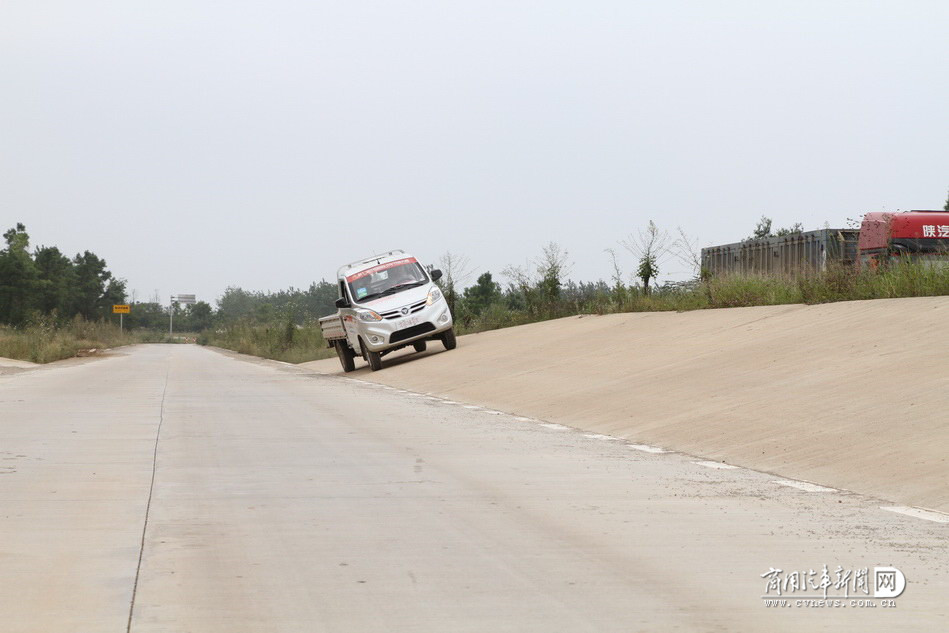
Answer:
[858,211,949,268]
[319,250,456,371]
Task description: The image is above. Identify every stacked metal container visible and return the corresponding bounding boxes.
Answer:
[701,229,860,276]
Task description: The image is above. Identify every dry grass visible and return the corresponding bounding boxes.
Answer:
[458,260,949,334]
[199,261,949,361]
[0,317,168,364]
[198,320,336,364]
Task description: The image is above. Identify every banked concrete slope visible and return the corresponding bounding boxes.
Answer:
[304,296,949,512]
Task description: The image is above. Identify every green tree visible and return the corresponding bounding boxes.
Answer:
[186,301,214,331]
[752,216,773,239]
[0,224,126,325]
[102,278,127,313]
[33,246,76,316]
[636,255,658,294]
[462,272,503,317]
[775,223,803,236]
[217,287,257,321]
[621,221,670,295]
[749,216,802,239]
[303,280,339,319]
[124,302,169,330]
[536,242,569,305]
[70,251,120,319]
[0,224,40,324]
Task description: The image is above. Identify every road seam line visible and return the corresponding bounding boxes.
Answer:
[126,366,170,633]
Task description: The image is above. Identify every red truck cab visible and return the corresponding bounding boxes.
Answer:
[857,210,949,268]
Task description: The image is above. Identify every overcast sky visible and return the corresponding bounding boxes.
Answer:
[2,1,946,304]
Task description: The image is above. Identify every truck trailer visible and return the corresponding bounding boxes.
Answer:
[701,211,949,276]
[701,228,859,276]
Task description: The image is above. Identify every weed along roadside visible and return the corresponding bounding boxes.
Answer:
[0,319,176,364]
[5,211,949,367]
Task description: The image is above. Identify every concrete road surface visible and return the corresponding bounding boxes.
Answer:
[1,345,947,632]
[304,297,949,513]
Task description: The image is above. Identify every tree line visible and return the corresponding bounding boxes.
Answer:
[0,224,126,325]
[0,221,693,332]
[19,208,926,335]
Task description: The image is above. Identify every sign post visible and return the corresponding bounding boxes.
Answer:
[112,304,130,332]
[169,295,196,335]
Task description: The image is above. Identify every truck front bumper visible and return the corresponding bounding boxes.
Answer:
[359,305,453,352]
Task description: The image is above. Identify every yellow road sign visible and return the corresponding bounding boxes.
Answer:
[112,304,130,314]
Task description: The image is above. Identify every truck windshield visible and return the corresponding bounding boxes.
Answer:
[348,261,429,303]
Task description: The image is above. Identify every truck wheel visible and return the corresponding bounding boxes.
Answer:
[334,341,355,373]
[413,340,427,353]
[440,327,457,350]
[366,348,383,371]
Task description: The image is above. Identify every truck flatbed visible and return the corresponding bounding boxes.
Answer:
[318,314,346,342]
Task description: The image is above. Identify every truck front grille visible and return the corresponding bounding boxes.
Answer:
[380,300,427,320]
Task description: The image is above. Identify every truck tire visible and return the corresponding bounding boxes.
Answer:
[413,340,427,353]
[334,341,355,373]
[440,327,457,350]
[366,348,383,371]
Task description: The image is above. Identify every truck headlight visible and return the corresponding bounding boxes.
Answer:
[357,310,382,322]
[426,287,442,305]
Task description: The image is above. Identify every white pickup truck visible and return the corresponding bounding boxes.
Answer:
[318,250,456,372]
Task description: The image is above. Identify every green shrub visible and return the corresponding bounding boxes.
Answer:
[199,319,336,363]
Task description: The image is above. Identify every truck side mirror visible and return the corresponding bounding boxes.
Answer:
[335,297,349,309]
[430,269,443,281]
